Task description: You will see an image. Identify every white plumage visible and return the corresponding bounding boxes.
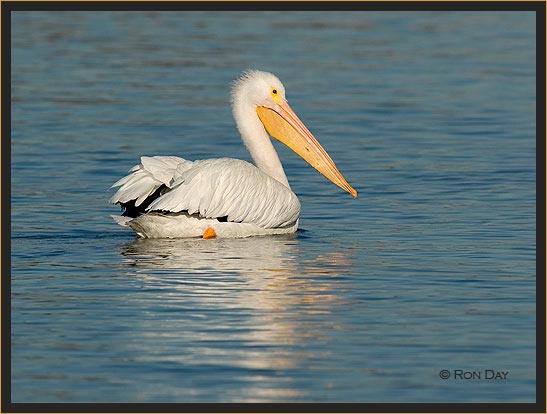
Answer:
[110,156,190,206]
[110,70,356,238]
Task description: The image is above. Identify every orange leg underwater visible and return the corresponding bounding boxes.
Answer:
[202,227,217,239]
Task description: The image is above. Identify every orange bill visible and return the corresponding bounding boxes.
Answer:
[257,102,357,198]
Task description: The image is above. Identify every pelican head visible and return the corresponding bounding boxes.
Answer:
[231,70,357,198]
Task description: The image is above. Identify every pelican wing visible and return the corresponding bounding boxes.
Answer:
[147,158,300,229]
[109,155,194,206]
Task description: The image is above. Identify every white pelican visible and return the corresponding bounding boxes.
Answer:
[110,70,357,239]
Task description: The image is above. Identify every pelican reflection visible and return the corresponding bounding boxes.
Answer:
[117,235,356,402]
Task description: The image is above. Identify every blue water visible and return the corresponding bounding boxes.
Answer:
[10,11,536,403]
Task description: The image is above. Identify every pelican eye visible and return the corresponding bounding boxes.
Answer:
[270,87,283,104]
